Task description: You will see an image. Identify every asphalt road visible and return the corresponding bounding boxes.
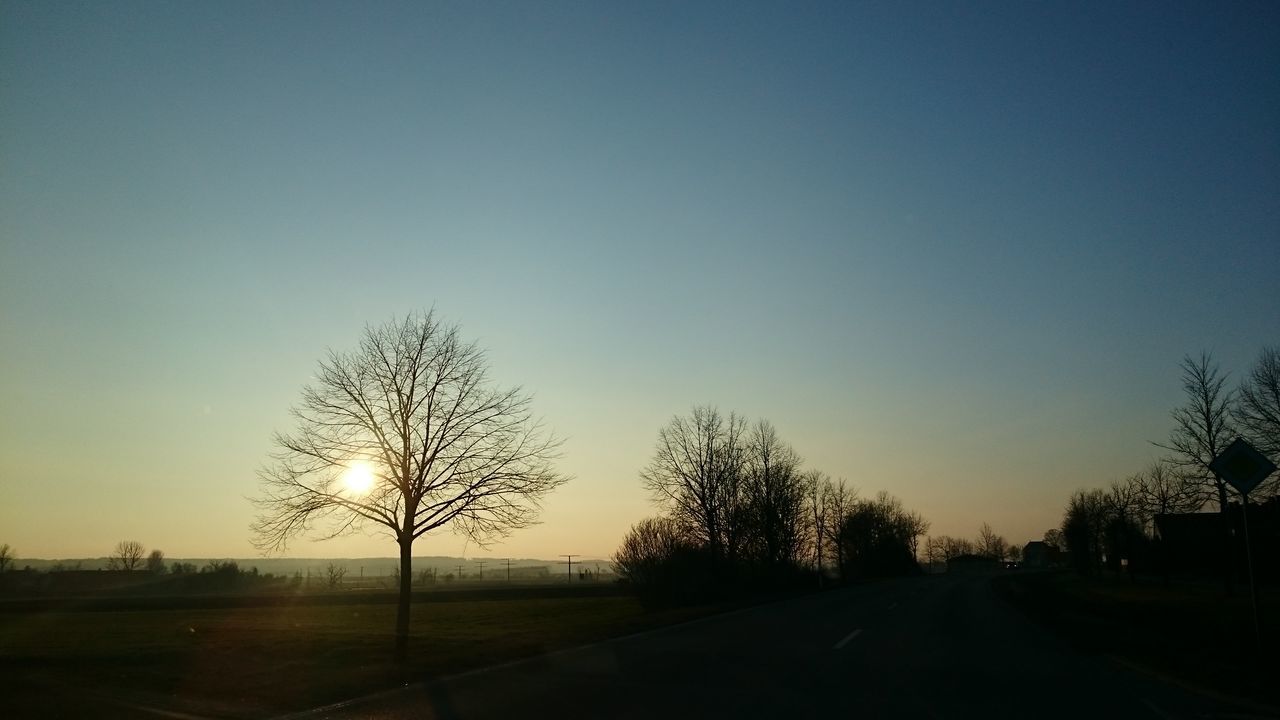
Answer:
[287,573,1276,720]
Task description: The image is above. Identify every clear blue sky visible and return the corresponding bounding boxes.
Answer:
[2,1,1277,560]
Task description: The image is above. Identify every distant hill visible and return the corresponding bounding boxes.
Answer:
[9,556,614,577]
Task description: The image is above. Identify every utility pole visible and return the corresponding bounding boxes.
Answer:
[560,554,577,583]
[476,560,487,581]
[497,558,510,582]
[456,564,464,581]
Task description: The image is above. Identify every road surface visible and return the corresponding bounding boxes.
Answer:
[286,573,1276,720]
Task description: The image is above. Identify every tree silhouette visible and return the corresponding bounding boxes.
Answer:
[325,562,347,589]
[1155,352,1236,592]
[0,544,12,573]
[146,549,166,574]
[1134,459,1201,519]
[742,420,808,567]
[1156,352,1234,511]
[976,523,1008,561]
[1235,346,1280,498]
[640,406,749,562]
[252,312,566,660]
[107,540,145,571]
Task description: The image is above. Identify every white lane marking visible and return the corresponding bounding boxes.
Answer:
[833,628,863,650]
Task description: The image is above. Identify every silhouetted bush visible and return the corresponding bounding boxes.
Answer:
[836,493,924,580]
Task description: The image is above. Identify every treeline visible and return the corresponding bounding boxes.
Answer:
[922,522,1023,566]
[614,406,929,604]
[1059,348,1280,578]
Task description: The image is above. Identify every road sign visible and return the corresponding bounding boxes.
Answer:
[1209,437,1277,496]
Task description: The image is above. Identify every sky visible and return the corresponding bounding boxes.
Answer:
[2,1,1277,562]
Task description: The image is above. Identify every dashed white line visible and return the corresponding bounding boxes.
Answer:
[833,628,863,650]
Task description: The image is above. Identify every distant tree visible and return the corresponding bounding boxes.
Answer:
[203,559,239,574]
[325,562,348,589]
[1156,352,1234,511]
[904,510,930,560]
[146,549,166,574]
[1106,476,1147,532]
[613,516,698,589]
[928,535,976,562]
[1155,352,1236,591]
[976,523,1008,561]
[1062,489,1108,575]
[741,420,809,567]
[0,544,12,573]
[1006,544,1022,563]
[804,471,831,576]
[836,492,927,579]
[252,312,567,661]
[170,561,197,575]
[1042,529,1064,552]
[107,541,145,571]
[1134,459,1201,521]
[1235,346,1280,497]
[640,406,749,562]
[823,479,856,573]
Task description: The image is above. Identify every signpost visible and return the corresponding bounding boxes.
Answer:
[1209,437,1277,650]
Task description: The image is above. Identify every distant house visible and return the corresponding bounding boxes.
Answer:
[1022,541,1061,569]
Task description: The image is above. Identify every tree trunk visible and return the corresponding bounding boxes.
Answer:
[395,536,412,662]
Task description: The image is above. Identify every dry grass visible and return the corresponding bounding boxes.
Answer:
[0,594,714,718]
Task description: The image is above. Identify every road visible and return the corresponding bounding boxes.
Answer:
[287,573,1275,720]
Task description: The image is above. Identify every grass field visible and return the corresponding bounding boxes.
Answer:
[994,570,1280,708]
[0,588,718,718]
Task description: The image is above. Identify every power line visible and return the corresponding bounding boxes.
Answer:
[560,554,577,583]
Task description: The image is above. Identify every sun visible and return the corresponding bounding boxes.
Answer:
[342,461,375,495]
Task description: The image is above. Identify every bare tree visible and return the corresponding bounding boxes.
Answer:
[1235,346,1280,498]
[146,549,166,574]
[1042,529,1064,551]
[804,471,831,578]
[823,479,855,573]
[1134,459,1200,521]
[930,535,976,561]
[976,523,1007,561]
[1156,352,1234,511]
[613,516,696,587]
[835,491,927,578]
[0,544,12,573]
[108,540,145,571]
[1106,476,1147,531]
[640,406,749,561]
[252,312,567,660]
[1154,352,1235,591]
[904,509,930,560]
[1062,489,1109,575]
[325,562,348,589]
[742,420,808,566]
